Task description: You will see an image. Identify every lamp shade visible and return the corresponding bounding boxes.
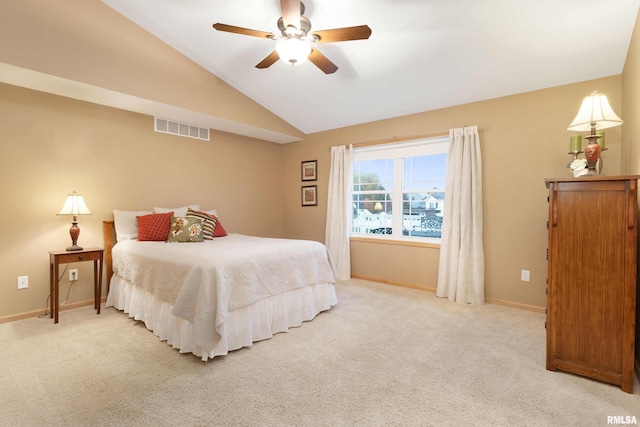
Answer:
[567,91,623,131]
[276,37,311,65]
[57,191,91,216]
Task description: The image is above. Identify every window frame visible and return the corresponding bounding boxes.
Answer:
[350,136,448,245]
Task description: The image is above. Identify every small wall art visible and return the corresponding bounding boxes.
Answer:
[301,185,317,206]
[301,160,317,181]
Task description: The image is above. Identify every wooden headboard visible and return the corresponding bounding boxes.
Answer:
[103,220,115,292]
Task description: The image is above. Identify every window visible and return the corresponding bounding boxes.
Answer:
[351,136,447,243]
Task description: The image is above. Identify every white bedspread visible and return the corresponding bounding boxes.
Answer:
[111,234,337,354]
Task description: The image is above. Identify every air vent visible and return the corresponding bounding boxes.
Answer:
[154,117,210,141]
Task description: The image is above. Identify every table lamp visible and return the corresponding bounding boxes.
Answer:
[567,91,623,175]
[57,191,92,251]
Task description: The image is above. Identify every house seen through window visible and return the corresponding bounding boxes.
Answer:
[351,136,447,242]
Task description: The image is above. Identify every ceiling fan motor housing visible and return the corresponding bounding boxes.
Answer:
[277,16,311,37]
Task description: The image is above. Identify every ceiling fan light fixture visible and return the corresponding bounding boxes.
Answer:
[276,37,311,65]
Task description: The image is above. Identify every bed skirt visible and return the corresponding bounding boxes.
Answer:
[105,275,338,361]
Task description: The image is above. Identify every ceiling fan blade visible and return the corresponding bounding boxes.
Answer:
[308,48,338,74]
[280,0,301,30]
[311,25,372,43]
[256,51,280,69]
[213,23,274,39]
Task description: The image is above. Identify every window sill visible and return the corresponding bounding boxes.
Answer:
[350,236,441,249]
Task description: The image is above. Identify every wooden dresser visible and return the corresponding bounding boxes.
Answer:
[545,176,639,393]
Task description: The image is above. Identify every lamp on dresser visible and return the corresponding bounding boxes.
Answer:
[57,191,92,251]
[567,91,623,175]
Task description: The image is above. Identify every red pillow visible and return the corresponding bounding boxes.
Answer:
[213,217,228,237]
[137,212,173,241]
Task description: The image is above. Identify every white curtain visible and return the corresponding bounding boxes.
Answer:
[325,145,352,280]
[436,126,485,304]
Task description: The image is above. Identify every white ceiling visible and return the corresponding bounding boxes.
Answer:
[101,0,639,136]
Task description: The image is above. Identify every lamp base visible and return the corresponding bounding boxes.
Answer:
[67,221,82,251]
[584,140,602,176]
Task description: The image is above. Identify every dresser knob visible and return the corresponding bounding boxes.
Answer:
[79,255,84,260]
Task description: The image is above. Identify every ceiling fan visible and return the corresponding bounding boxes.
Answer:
[212,0,371,74]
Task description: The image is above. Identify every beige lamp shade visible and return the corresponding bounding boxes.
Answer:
[567,91,623,132]
[57,191,91,216]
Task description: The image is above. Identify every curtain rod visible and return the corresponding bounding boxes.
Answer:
[351,130,449,148]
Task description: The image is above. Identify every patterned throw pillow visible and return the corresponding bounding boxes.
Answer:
[202,209,227,237]
[202,209,228,237]
[186,208,216,240]
[167,217,204,242]
[137,212,173,241]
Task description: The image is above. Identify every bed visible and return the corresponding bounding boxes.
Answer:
[102,211,337,361]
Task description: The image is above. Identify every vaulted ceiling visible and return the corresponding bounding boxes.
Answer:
[101,0,640,135]
[1,1,639,143]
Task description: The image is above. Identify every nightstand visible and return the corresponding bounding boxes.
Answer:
[49,248,104,323]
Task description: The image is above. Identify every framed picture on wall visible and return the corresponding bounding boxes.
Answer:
[302,185,317,206]
[301,160,317,181]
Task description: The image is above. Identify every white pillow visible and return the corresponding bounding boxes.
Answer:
[153,205,200,218]
[113,209,153,242]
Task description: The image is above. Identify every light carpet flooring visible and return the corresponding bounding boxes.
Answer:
[1,279,638,426]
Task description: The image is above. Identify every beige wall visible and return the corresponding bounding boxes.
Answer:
[282,76,623,310]
[1,1,637,320]
[2,75,623,320]
[623,8,640,175]
[0,83,285,320]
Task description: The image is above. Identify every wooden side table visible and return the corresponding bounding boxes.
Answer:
[49,248,104,323]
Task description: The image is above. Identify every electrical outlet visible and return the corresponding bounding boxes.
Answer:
[69,269,78,282]
[17,275,28,289]
[521,270,530,282]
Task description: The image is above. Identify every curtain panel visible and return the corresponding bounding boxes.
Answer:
[325,145,352,280]
[436,126,485,304]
